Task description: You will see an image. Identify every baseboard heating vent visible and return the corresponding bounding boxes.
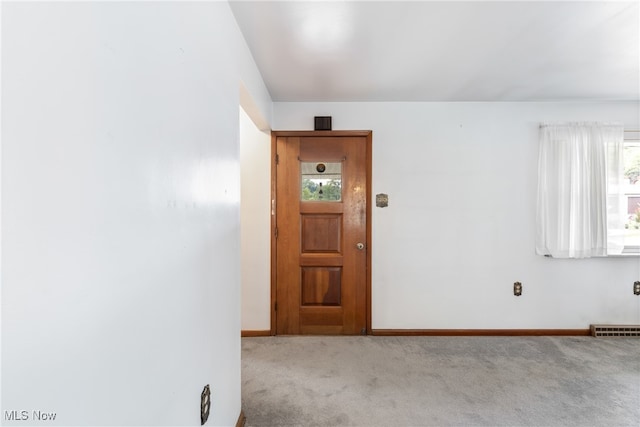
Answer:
[591,325,640,337]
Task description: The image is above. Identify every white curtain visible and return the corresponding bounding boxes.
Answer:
[536,122,624,258]
[606,131,625,255]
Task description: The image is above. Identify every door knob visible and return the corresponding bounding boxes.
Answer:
[356,243,365,250]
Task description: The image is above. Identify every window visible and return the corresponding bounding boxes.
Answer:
[623,141,640,253]
[536,122,629,258]
[300,162,342,201]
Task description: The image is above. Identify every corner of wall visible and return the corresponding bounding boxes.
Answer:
[232,1,273,131]
[240,81,271,132]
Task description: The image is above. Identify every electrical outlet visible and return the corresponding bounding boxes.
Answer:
[201,385,211,425]
[514,282,523,296]
[634,281,640,296]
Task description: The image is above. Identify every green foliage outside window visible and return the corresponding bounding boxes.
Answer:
[624,145,640,185]
[624,145,640,233]
[302,179,341,201]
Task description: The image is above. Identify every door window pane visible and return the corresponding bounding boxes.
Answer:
[301,162,342,201]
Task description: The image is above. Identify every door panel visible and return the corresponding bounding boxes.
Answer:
[301,215,342,253]
[274,131,371,335]
[301,267,342,305]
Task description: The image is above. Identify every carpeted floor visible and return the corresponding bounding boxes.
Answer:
[241,336,640,426]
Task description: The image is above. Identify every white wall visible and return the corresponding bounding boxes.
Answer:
[1,2,270,425]
[237,22,272,131]
[273,101,640,329]
[240,107,271,330]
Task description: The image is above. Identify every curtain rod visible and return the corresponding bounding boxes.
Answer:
[539,124,626,128]
[539,125,639,131]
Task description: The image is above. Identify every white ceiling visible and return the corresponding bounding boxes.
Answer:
[230,0,640,102]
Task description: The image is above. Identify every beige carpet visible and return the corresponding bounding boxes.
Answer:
[242,336,640,426]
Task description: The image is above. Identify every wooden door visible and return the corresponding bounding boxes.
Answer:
[273,131,371,335]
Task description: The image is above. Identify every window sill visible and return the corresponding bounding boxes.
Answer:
[603,246,640,257]
[542,249,640,258]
